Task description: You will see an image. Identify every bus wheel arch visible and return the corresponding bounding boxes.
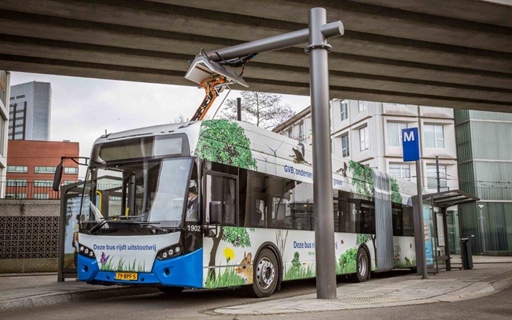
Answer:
[350,245,371,283]
[248,242,282,297]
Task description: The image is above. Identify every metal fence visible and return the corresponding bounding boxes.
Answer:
[0,181,60,200]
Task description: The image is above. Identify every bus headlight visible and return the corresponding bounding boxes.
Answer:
[157,244,182,261]
[78,244,96,259]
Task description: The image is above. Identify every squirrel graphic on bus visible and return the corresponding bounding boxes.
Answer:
[235,252,253,283]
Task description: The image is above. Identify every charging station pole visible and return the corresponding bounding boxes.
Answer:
[191,8,343,298]
[307,8,337,299]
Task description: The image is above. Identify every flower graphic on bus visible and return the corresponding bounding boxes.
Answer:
[224,247,235,264]
[100,252,110,265]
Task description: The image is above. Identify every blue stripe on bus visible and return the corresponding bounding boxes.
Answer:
[77,248,203,288]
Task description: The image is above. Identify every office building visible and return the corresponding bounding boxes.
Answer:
[0,71,9,198]
[5,140,79,199]
[9,81,51,141]
[274,100,460,253]
[455,110,512,255]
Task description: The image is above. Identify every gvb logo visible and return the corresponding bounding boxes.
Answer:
[402,127,419,161]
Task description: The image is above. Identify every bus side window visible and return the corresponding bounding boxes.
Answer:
[223,178,236,225]
[206,174,236,225]
[246,172,266,228]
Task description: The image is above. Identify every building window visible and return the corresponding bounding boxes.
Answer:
[6,193,27,199]
[359,126,369,151]
[34,180,53,187]
[64,167,78,174]
[387,122,408,147]
[0,113,4,152]
[34,193,50,200]
[426,165,447,190]
[7,165,28,173]
[340,100,348,121]
[389,164,410,179]
[341,134,350,157]
[34,166,56,174]
[424,124,445,148]
[6,179,28,187]
[298,122,304,141]
[358,100,367,112]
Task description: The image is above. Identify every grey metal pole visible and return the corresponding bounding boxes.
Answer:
[436,156,440,193]
[206,22,343,61]
[237,97,242,121]
[478,205,486,254]
[416,160,428,279]
[308,7,337,299]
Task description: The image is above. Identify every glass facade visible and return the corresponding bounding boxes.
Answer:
[455,109,512,255]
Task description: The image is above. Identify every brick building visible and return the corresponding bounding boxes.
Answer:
[6,140,79,199]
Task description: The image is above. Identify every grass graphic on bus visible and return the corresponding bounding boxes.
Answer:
[337,247,358,274]
[284,251,314,280]
[205,226,255,288]
[394,243,416,268]
[97,252,145,272]
[204,247,247,288]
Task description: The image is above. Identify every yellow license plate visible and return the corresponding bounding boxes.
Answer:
[115,272,138,281]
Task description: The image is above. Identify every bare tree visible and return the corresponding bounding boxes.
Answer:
[218,91,295,130]
[171,114,187,123]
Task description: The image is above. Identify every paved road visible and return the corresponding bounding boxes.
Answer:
[0,256,511,319]
[0,275,511,320]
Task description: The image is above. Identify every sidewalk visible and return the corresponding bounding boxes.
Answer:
[1,255,511,314]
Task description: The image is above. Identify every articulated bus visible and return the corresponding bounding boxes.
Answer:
[58,119,417,297]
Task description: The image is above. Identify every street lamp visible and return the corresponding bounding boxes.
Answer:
[478,204,486,254]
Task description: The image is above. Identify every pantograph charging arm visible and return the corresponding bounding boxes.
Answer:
[190,76,228,121]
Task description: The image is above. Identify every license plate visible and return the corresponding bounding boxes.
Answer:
[115,272,138,281]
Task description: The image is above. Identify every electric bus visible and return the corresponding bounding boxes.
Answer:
[55,119,416,297]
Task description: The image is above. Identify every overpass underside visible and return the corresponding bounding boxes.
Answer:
[0,0,511,112]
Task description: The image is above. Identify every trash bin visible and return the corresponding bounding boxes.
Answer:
[461,238,473,270]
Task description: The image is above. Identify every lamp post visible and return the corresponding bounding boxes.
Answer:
[478,204,486,254]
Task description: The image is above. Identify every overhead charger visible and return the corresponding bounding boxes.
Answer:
[184,52,249,88]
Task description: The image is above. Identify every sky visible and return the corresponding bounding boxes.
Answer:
[10,72,311,179]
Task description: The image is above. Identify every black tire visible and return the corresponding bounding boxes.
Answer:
[249,248,279,298]
[158,286,184,295]
[350,247,370,283]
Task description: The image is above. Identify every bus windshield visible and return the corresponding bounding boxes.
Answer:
[85,157,195,232]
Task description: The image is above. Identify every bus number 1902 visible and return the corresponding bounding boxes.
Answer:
[187,225,201,232]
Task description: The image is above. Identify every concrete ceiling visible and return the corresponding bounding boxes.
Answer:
[0,0,511,112]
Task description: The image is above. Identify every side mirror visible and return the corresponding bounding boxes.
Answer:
[53,164,63,191]
[209,201,222,224]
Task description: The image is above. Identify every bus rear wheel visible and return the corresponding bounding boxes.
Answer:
[350,247,369,283]
[249,248,279,297]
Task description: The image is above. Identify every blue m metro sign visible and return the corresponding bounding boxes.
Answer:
[402,127,420,162]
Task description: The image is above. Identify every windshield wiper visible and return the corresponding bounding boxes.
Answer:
[88,216,136,234]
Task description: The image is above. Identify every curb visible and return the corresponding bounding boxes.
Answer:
[0,286,160,311]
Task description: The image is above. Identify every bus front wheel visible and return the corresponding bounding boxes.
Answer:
[350,247,369,283]
[158,286,184,295]
[250,248,279,297]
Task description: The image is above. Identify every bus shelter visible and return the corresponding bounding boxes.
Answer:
[413,190,479,275]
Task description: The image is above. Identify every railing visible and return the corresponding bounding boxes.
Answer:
[0,181,61,200]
